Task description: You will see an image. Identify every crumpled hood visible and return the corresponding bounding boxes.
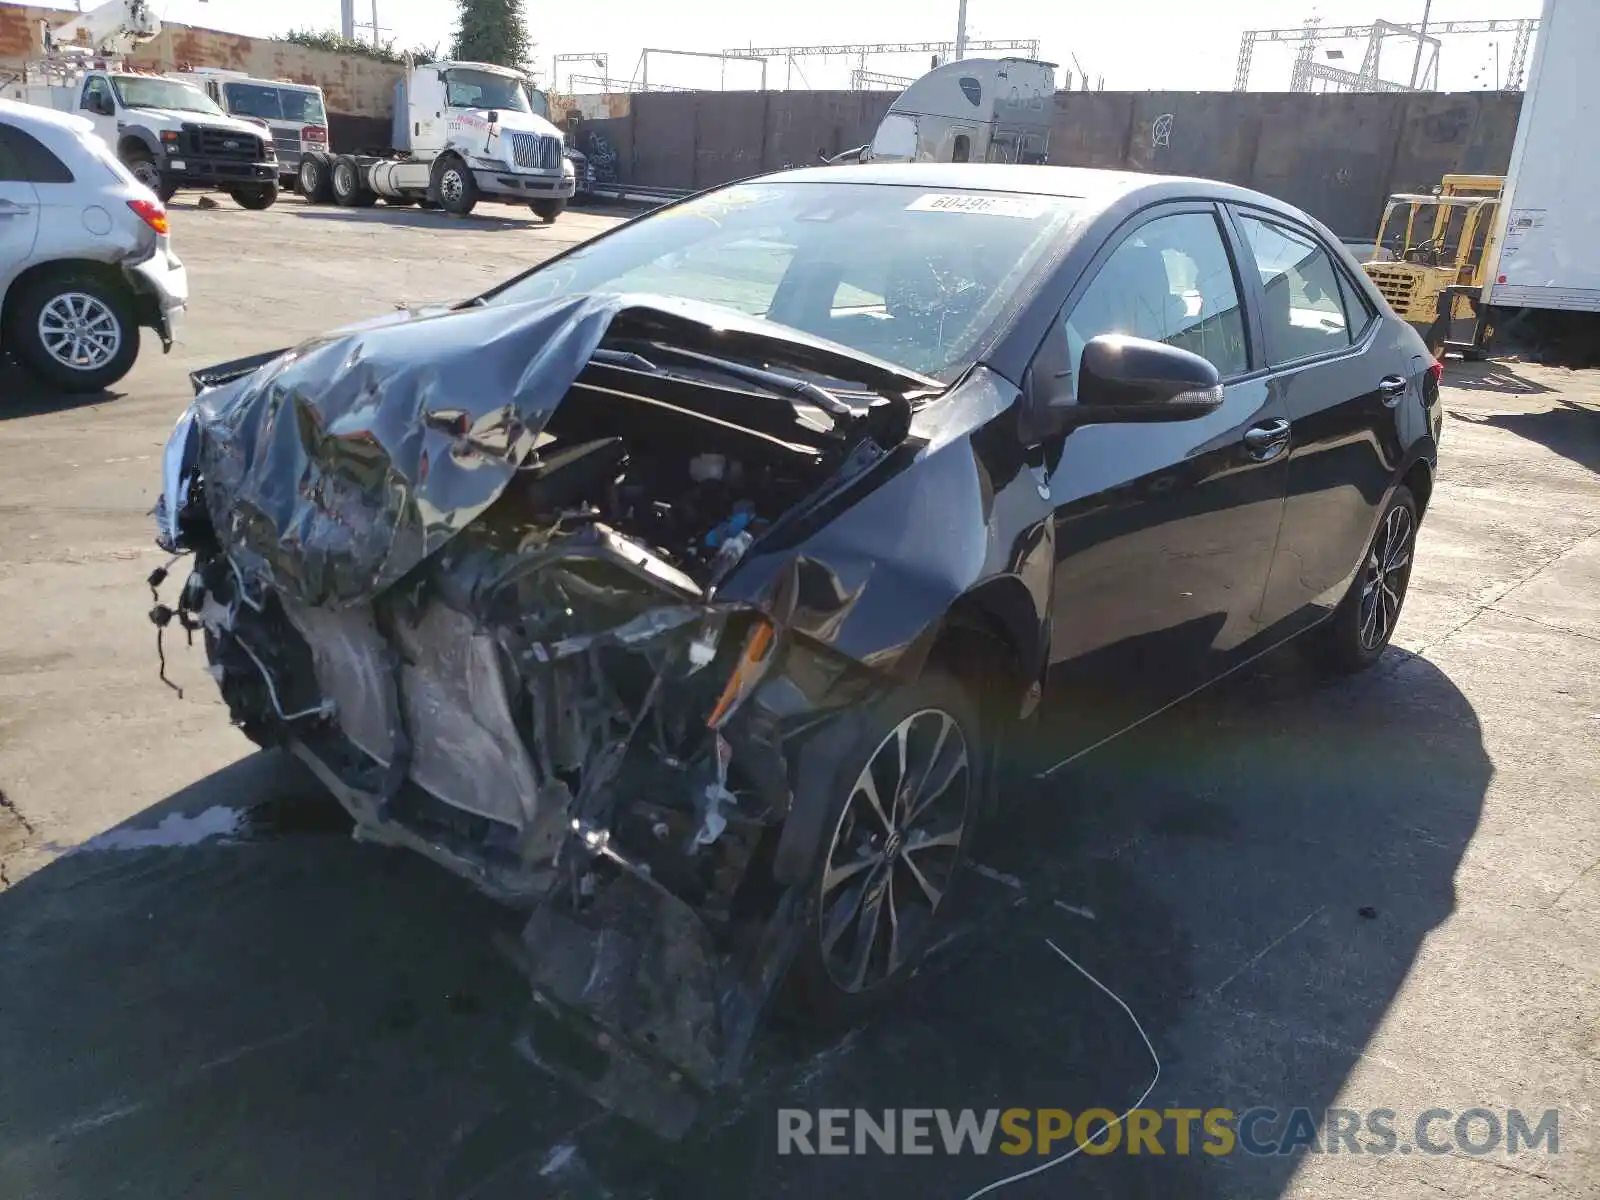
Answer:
[193,294,626,609]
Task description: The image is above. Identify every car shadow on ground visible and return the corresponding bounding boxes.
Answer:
[0,646,1487,1200]
[0,363,123,420]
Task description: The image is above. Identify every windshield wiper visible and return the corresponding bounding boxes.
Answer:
[593,344,858,419]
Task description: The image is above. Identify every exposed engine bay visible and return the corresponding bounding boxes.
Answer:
[150,294,934,1133]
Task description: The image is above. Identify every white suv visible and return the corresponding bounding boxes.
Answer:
[0,99,189,393]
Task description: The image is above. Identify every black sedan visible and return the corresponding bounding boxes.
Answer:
[153,164,1441,1130]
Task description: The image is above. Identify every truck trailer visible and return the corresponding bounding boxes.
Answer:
[294,60,575,222]
[1480,0,1599,320]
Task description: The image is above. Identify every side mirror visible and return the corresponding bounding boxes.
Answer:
[1028,334,1222,438]
[486,109,498,124]
[87,94,112,116]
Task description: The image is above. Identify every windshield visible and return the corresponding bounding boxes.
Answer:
[111,75,223,116]
[443,68,531,113]
[487,182,1079,378]
[223,82,326,123]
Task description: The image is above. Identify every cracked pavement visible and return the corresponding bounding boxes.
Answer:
[1,201,1596,1198]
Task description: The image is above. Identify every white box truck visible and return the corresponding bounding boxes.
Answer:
[1480,0,1599,316]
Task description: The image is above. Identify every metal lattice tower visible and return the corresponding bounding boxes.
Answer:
[1234,16,1539,92]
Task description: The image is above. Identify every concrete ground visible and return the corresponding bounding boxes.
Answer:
[0,197,1596,1199]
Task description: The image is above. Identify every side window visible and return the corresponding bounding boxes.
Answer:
[80,76,113,114]
[1335,266,1377,338]
[1238,215,1355,364]
[1063,210,1249,387]
[0,123,74,184]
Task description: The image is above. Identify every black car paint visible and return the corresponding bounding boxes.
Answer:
[167,165,1438,1118]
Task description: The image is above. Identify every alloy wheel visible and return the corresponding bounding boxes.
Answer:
[440,168,464,203]
[37,292,122,371]
[1359,504,1414,651]
[818,708,971,994]
[334,161,355,195]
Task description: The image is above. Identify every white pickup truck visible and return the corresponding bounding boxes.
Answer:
[5,64,280,208]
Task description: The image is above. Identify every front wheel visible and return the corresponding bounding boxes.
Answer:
[123,150,176,202]
[228,182,279,210]
[6,270,139,393]
[530,198,566,224]
[790,669,981,1024]
[431,155,478,216]
[1310,485,1419,673]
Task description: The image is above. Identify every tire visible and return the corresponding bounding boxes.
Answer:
[330,155,377,207]
[789,668,982,1025]
[123,149,176,202]
[6,269,139,393]
[530,198,566,224]
[417,198,442,211]
[1309,485,1419,674]
[228,182,279,210]
[298,151,333,203]
[431,154,478,216]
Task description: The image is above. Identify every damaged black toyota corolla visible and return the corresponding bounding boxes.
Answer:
[150,165,1442,1131]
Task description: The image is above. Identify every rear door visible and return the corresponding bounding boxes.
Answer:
[1041,203,1291,750]
[0,123,46,289]
[1230,207,1415,631]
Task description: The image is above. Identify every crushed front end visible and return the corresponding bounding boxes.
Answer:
[150,293,931,1133]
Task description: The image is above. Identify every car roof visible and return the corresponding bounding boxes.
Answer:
[0,98,93,138]
[750,162,1316,224]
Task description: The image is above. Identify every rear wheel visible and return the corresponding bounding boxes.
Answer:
[228,182,279,210]
[791,669,980,1023]
[330,155,377,207]
[1310,485,1418,673]
[431,154,478,216]
[298,151,333,203]
[7,270,139,393]
[530,198,566,224]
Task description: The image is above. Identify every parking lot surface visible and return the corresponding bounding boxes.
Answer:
[1,198,1597,1199]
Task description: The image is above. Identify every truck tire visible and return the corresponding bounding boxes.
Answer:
[431,154,478,216]
[229,182,279,211]
[298,151,333,203]
[331,155,377,208]
[122,147,176,203]
[530,198,566,224]
[6,268,140,394]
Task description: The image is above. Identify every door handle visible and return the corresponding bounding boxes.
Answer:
[1243,419,1291,461]
[1378,375,1408,406]
[0,199,28,215]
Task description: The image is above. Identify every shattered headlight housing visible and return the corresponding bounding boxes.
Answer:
[155,405,201,553]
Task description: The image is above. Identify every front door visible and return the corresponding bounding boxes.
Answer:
[78,75,119,145]
[1041,205,1290,756]
[1231,208,1413,632]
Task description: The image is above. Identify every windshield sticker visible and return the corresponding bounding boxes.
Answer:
[907,193,1052,218]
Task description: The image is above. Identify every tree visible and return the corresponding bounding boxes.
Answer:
[451,0,531,69]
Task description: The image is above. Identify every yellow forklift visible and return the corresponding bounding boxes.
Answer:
[1361,174,1503,359]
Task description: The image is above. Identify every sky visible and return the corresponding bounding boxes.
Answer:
[144,0,1545,93]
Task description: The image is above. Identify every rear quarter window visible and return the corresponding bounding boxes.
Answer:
[0,122,75,183]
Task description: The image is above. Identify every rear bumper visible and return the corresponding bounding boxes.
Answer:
[124,250,189,350]
[164,156,277,188]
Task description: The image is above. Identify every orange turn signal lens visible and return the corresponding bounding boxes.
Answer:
[707,619,775,729]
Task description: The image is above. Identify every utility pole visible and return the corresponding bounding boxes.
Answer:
[955,0,969,60]
[340,0,354,40]
[1409,0,1433,89]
